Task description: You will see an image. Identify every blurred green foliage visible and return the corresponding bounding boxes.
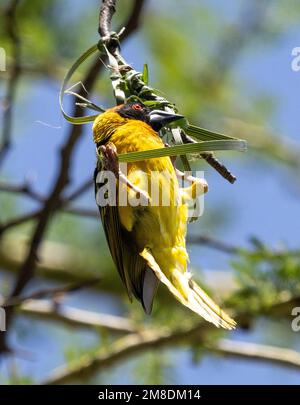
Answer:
[229,239,300,313]
[1,0,300,385]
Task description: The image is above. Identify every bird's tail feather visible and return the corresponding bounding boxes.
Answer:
[140,248,236,330]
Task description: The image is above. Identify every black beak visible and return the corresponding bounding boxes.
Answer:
[149,110,184,131]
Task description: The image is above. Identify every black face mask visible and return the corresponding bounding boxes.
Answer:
[117,102,183,131]
[117,102,151,124]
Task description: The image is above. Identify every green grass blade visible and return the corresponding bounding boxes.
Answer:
[60,43,101,124]
[118,140,247,163]
[142,64,149,85]
[65,90,106,112]
[185,125,239,141]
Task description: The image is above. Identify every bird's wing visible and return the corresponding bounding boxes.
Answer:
[94,163,158,313]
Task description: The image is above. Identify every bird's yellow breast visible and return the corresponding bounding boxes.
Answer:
[112,121,186,255]
[93,111,188,267]
[110,120,174,173]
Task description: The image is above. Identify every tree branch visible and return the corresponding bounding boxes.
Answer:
[64,178,93,202]
[19,299,137,334]
[0,181,44,203]
[42,326,300,385]
[0,178,95,235]
[187,234,239,254]
[42,328,194,384]
[99,0,117,37]
[60,206,98,218]
[0,210,40,236]
[3,279,100,307]
[210,339,300,370]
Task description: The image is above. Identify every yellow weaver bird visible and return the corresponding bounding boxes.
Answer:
[93,102,236,329]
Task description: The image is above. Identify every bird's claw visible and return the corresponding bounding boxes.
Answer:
[100,144,119,176]
[100,143,150,205]
[176,168,208,193]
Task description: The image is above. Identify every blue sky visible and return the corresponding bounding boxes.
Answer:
[1,0,300,384]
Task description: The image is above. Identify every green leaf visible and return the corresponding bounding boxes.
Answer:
[142,63,149,85]
[118,139,247,163]
[59,43,101,124]
[65,90,106,112]
[185,124,240,142]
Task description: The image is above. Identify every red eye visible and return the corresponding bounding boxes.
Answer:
[132,104,142,111]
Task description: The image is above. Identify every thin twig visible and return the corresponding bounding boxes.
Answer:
[0,210,40,236]
[0,177,93,203]
[0,178,95,234]
[200,153,236,184]
[65,178,93,202]
[187,234,239,254]
[0,181,44,202]
[0,206,97,236]
[210,339,300,370]
[20,300,137,334]
[61,206,98,218]
[180,131,236,184]
[3,278,101,307]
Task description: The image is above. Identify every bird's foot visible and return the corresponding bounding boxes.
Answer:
[100,143,150,205]
[100,143,119,176]
[176,169,208,193]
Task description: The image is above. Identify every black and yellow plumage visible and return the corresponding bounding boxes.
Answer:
[93,102,236,329]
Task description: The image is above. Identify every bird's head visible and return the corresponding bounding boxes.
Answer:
[93,101,183,145]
